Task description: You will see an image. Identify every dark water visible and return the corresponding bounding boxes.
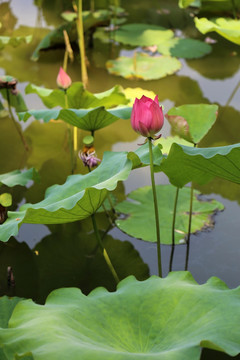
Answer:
[0,1,240,358]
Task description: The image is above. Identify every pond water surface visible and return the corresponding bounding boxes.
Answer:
[0,1,240,359]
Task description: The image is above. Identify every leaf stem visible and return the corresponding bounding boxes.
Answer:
[6,89,28,151]
[91,214,119,284]
[148,138,162,277]
[169,187,179,272]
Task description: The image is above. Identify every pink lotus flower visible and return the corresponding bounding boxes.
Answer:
[131,95,164,138]
[56,67,72,90]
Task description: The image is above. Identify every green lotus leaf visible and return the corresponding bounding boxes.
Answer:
[18,106,132,132]
[0,295,30,360]
[1,273,240,360]
[155,136,190,154]
[0,151,132,242]
[0,81,27,112]
[160,142,240,187]
[0,145,163,242]
[25,83,128,109]
[0,168,39,188]
[128,141,163,169]
[158,38,212,59]
[166,104,218,144]
[113,23,174,46]
[194,17,240,45]
[0,35,32,50]
[116,184,224,244]
[106,53,182,80]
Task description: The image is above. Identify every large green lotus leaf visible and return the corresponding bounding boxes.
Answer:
[34,228,149,302]
[106,53,182,80]
[0,35,32,50]
[1,272,240,360]
[0,297,23,329]
[194,17,240,45]
[115,185,223,245]
[18,106,132,132]
[0,168,39,188]
[113,23,174,46]
[0,151,132,242]
[25,83,128,109]
[161,143,240,187]
[166,104,218,144]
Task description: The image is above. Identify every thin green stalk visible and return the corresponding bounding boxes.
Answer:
[231,0,237,19]
[219,79,240,122]
[185,182,194,271]
[169,187,179,272]
[91,214,119,284]
[185,143,197,271]
[64,90,75,173]
[6,89,28,151]
[77,0,88,87]
[148,138,162,277]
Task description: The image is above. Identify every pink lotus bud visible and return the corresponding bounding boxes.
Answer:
[131,95,164,138]
[56,67,72,90]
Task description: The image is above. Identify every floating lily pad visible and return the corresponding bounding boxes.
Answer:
[166,104,218,144]
[106,53,181,80]
[116,184,224,245]
[160,142,240,187]
[113,23,174,46]
[1,273,240,360]
[0,168,39,188]
[25,83,128,109]
[158,38,212,59]
[18,106,132,132]
[0,35,32,50]
[195,17,240,45]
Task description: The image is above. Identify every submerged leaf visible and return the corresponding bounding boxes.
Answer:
[1,273,240,360]
[116,185,224,244]
[106,53,181,80]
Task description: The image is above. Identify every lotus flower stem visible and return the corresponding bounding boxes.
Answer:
[169,187,179,272]
[6,88,28,151]
[91,214,120,284]
[184,182,194,271]
[148,138,162,277]
[77,0,88,87]
[185,142,197,271]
